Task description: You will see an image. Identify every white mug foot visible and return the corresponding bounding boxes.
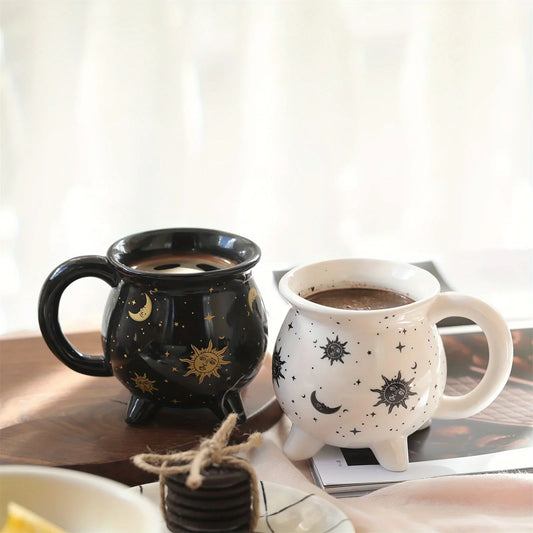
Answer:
[283,425,324,461]
[371,437,409,471]
[417,418,431,431]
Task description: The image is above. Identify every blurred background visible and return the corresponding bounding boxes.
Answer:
[1,1,532,335]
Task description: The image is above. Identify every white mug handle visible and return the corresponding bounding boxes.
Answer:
[429,292,513,419]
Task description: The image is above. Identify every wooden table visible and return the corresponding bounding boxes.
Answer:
[0,332,282,486]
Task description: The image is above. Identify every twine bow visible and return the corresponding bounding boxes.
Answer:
[132,414,263,529]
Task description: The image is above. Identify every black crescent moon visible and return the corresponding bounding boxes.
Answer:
[411,361,418,370]
[310,390,342,415]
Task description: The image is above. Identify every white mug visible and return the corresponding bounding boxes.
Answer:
[272,258,513,471]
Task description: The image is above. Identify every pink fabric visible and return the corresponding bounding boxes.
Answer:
[247,417,533,532]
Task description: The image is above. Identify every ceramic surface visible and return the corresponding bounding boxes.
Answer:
[273,258,513,471]
[38,228,268,424]
[0,465,161,533]
[133,480,354,533]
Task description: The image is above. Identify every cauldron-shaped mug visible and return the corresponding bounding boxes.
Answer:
[38,228,268,424]
[273,258,512,471]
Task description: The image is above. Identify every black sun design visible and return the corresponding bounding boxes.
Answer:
[371,371,417,413]
[180,340,230,384]
[272,346,286,386]
[320,335,350,365]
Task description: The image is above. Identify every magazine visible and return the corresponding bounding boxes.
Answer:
[310,324,533,496]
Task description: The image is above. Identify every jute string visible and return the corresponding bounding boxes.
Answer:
[132,414,263,530]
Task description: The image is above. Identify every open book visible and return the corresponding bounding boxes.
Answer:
[310,324,533,496]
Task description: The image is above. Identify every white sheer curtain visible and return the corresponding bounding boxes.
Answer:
[1,1,531,334]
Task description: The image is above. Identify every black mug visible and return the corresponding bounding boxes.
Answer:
[38,228,268,424]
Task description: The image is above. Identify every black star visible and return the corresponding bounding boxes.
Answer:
[396,342,406,352]
[370,412,376,417]
[350,427,361,435]
[288,322,293,330]
[354,379,361,386]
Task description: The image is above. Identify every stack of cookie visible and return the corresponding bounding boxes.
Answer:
[132,413,262,532]
[164,465,252,533]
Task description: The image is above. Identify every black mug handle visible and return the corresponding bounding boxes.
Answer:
[38,256,119,377]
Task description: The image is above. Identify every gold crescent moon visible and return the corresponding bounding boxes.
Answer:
[248,288,258,310]
[128,293,152,322]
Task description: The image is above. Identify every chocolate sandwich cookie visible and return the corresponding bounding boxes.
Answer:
[166,510,251,533]
[165,485,251,511]
[165,471,250,493]
[163,466,252,533]
[165,499,251,521]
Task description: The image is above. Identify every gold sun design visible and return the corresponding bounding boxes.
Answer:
[131,372,158,394]
[180,340,230,384]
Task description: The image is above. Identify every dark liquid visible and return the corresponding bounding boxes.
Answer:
[129,252,238,273]
[306,287,414,311]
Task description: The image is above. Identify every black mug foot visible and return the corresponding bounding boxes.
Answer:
[210,390,246,423]
[125,394,158,425]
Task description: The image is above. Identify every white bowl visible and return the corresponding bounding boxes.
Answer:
[0,465,163,533]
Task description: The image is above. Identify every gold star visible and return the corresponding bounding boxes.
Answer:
[209,287,214,293]
[205,313,215,322]
[131,300,136,306]
[172,367,178,372]
[164,351,170,357]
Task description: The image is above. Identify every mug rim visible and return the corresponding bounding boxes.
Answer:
[107,227,261,280]
[278,257,441,315]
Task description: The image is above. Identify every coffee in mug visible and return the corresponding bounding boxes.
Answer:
[306,287,414,310]
[129,252,238,274]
